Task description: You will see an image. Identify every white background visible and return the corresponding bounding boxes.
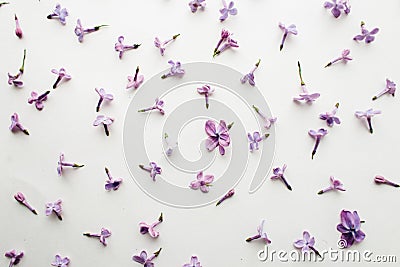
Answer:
[1,0,399,266]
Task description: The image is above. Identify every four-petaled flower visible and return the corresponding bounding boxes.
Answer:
[205,120,231,155]
[138,98,165,115]
[279,22,297,51]
[183,256,202,267]
[14,192,37,215]
[252,105,277,129]
[104,167,123,191]
[248,131,269,152]
[127,66,144,90]
[139,213,163,238]
[139,162,162,181]
[293,62,320,103]
[132,248,162,267]
[28,90,50,110]
[309,128,328,159]
[197,84,214,109]
[354,108,381,134]
[74,19,108,43]
[219,0,237,22]
[57,153,84,176]
[325,49,352,68]
[95,88,114,112]
[51,255,70,267]
[372,79,396,101]
[161,60,185,79]
[45,199,63,220]
[9,113,29,135]
[93,115,114,136]
[189,0,206,13]
[318,176,346,194]
[83,228,112,246]
[241,59,260,86]
[271,164,292,190]
[336,210,365,248]
[320,103,341,127]
[246,219,272,244]
[353,21,379,44]
[51,68,71,89]
[5,250,24,267]
[154,34,180,56]
[115,36,141,59]
[14,14,23,38]
[374,175,399,188]
[189,171,214,193]
[293,231,321,257]
[47,4,69,25]
[323,0,350,18]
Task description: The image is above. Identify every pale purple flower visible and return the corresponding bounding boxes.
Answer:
[45,199,63,220]
[189,0,205,13]
[14,14,22,38]
[216,188,234,206]
[28,91,50,110]
[57,153,84,176]
[104,167,123,191]
[51,68,71,89]
[372,79,396,101]
[323,0,350,18]
[164,133,177,157]
[5,250,24,267]
[337,210,365,248]
[47,4,69,25]
[219,0,237,22]
[293,231,321,257]
[161,60,185,79]
[241,59,260,86]
[293,62,320,103]
[213,35,238,57]
[248,132,269,152]
[320,103,341,127]
[374,175,399,188]
[115,36,141,59]
[325,49,352,67]
[246,220,271,244]
[93,115,114,136]
[14,192,37,215]
[252,105,277,129]
[139,213,163,238]
[309,128,328,159]
[271,164,292,190]
[318,176,346,194]
[353,21,379,44]
[154,34,180,56]
[355,108,381,134]
[139,162,162,181]
[205,120,231,155]
[51,255,70,267]
[83,228,111,246]
[183,256,202,267]
[132,248,162,267]
[95,88,114,112]
[279,22,297,51]
[127,66,144,90]
[74,19,108,43]
[9,113,29,135]
[138,98,165,115]
[197,84,214,109]
[189,171,214,193]
[213,29,231,56]
[7,49,26,87]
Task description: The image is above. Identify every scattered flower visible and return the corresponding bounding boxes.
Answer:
[28,90,50,110]
[354,108,381,134]
[74,19,108,43]
[9,113,29,135]
[139,213,163,238]
[189,171,214,193]
[132,248,162,267]
[104,167,123,191]
[8,49,26,87]
[323,0,350,18]
[336,210,365,248]
[161,60,185,79]
[115,36,141,59]
[138,98,165,115]
[93,115,114,136]
[154,34,180,56]
[183,256,202,267]
[325,49,352,67]
[293,231,321,257]
[51,255,70,267]
[5,250,24,267]
[57,153,84,176]
[14,192,37,214]
[197,84,214,109]
[353,21,379,44]
[278,22,297,51]
[45,199,63,220]
[164,133,177,156]
[51,68,71,89]
[213,29,230,56]
[95,88,114,112]
[205,120,231,155]
[320,103,341,127]
[219,0,237,22]
[293,62,320,103]
[309,128,328,159]
[213,32,238,57]
[47,4,68,25]
[216,188,234,206]
[246,220,271,244]
[318,176,346,194]
[271,164,292,190]
[14,14,23,38]
[127,66,144,90]
[372,79,396,101]
[189,0,205,13]
[252,105,277,129]
[83,228,111,246]
[139,162,162,181]
[241,59,260,86]
[374,175,399,188]
[248,132,270,152]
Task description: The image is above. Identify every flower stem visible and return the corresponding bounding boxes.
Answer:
[205,94,209,109]
[367,118,373,134]
[281,176,292,191]
[0,2,10,7]
[280,33,287,51]
[310,246,321,257]
[134,66,140,81]
[173,33,180,40]
[227,122,234,130]
[19,49,26,73]
[297,61,305,86]
[72,163,84,168]
[53,76,62,89]
[153,248,162,257]
[55,212,62,221]
[312,138,320,159]
[246,234,261,242]
[39,91,50,101]
[96,98,103,112]
[103,125,109,136]
[216,189,235,206]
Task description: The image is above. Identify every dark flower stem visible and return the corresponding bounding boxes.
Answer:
[93,25,108,31]
[39,91,50,101]
[216,189,235,206]
[367,118,373,134]
[310,247,321,257]
[55,212,62,221]
[324,62,332,68]
[246,234,261,242]
[96,98,103,112]
[153,248,162,257]
[158,213,163,222]
[53,76,62,89]
[0,2,10,7]
[173,34,180,40]
[134,66,140,81]
[17,125,29,135]
[72,163,84,168]
[205,94,209,109]
[19,49,26,73]
[297,61,305,86]
[227,122,234,130]
[280,33,288,51]
[281,176,292,191]
[103,124,109,136]
[312,138,320,160]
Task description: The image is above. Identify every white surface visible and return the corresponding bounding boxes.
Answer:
[1,0,399,266]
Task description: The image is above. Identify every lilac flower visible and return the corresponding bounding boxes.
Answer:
[93,115,114,136]
[51,68,71,89]
[9,113,29,135]
[213,34,238,57]
[213,29,231,56]
[320,103,340,127]
[8,49,26,87]
[14,14,23,38]
[57,153,84,176]
[132,248,162,267]
[95,88,114,112]
[271,164,292,190]
[51,255,70,267]
[154,34,180,56]
[241,59,260,86]
[372,79,396,101]
[309,128,328,159]
[278,23,297,51]
[205,120,231,155]
[246,220,271,244]
[248,132,269,152]
[14,192,37,214]
[197,84,214,109]
[325,49,352,68]
[252,105,277,129]
[353,21,379,44]
[138,98,165,115]
[189,171,214,193]
[127,66,144,90]
[374,175,399,188]
[28,91,50,110]
[323,0,350,18]
[139,213,163,238]
[105,167,123,191]
[161,60,185,79]
[74,19,108,43]
[139,162,162,181]
[219,0,237,22]
[5,250,24,267]
[45,199,63,220]
[164,133,177,157]
[115,36,141,59]
[47,4,68,25]
[183,256,202,267]
[336,210,365,248]
[293,62,320,103]
[216,188,234,206]
[354,109,381,134]
[189,0,205,13]
[83,228,111,246]
[318,176,346,194]
[293,231,321,257]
